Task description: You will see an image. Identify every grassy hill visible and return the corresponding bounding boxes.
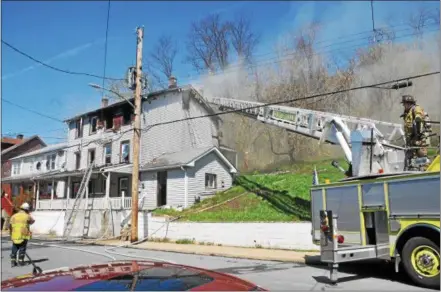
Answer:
[153,158,347,222]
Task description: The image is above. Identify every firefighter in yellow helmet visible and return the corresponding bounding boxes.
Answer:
[9,202,35,267]
[400,94,432,170]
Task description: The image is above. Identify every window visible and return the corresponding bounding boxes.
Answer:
[120,141,130,163]
[90,116,98,134]
[104,143,112,165]
[205,173,217,189]
[46,154,56,170]
[88,180,95,195]
[75,119,83,138]
[119,177,129,197]
[12,162,20,175]
[29,159,33,173]
[75,152,81,170]
[36,162,41,171]
[72,267,214,291]
[88,149,96,165]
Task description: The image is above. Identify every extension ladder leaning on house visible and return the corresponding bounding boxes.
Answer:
[62,163,94,240]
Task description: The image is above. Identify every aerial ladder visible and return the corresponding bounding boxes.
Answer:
[63,163,94,240]
[207,94,440,289]
[208,96,416,176]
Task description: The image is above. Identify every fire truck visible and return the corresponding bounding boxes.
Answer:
[208,87,440,289]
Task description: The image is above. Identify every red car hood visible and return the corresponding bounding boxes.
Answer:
[1,261,266,291]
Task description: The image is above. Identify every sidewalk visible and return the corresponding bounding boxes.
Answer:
[90,239,322,265]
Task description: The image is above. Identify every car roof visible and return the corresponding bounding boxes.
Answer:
[1,261,263,291]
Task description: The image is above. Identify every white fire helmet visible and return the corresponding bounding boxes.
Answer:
[20,203,30,211]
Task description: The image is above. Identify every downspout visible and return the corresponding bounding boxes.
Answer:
[181,166,188,208]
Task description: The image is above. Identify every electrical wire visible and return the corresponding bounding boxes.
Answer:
[140,71,440,130]
[33,70,439,154]
[3,26,437,127]
[2,98,64,123]
[182,25,439,82]
[1,40,124,81]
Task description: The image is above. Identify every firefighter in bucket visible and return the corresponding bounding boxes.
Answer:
[400,94,432,171]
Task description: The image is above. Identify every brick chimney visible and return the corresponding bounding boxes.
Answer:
[101,97,109,108]
[16,134,24,140]
[168,76,177,89]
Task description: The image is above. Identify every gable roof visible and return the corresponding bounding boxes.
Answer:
[11,142,68,160]
[64,85,221,124]
[141,146,237,173]
[1,135,47,156]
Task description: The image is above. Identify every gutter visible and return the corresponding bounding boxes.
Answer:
[181,166,188,208]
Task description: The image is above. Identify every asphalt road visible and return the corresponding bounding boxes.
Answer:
[0,238,434,291]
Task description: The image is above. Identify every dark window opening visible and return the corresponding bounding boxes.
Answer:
[90,117,98,134]
[118,177,129,197]
[101,103,134,131]
[71,182,80,199]
[105,115,114,130]
[88,149,96,165]
[75,152,81,170]
[205,173,217,189]
[104,143,112,165]
[75,119,83,138]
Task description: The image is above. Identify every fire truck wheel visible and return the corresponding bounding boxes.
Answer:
[402,236,440,289]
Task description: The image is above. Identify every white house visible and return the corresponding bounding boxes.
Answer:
[2,142,68,209]
[16,80,237,215]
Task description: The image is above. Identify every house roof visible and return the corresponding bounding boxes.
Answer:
[1,137,23,146]
[141,146,237,173]
[63,85,220,123]
[1,135,47,157]
[11,142,68,160]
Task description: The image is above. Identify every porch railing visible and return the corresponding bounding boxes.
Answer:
[36,197,133,210]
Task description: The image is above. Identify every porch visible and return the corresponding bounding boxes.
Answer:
[35,164,136,211]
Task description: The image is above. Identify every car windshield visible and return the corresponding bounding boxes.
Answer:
[73,266,213,291]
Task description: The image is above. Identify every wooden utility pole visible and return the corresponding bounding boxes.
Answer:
[131,26,144,242]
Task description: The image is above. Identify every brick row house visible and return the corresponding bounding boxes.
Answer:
[4,79,238,214]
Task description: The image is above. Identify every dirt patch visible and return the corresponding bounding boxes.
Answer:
[208,195,259,212]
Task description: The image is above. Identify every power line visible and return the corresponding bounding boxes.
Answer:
[48,71,440,153]
[183,25,439,82]
[102,0,111,91]
[1,40,124,81]
[142,71,440,130]
[2,98,64,123]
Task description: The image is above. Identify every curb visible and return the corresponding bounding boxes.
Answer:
[87,241,325,266]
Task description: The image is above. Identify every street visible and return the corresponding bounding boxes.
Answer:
[0,238,433,291]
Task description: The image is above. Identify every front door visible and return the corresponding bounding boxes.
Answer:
[157,171,167,207]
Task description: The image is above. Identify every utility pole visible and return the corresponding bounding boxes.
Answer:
[131,26,144,242]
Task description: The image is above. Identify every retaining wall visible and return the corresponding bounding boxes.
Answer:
[30,211,319,251]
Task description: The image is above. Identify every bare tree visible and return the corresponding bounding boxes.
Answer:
[150,35,178,79]
[229,13,260,64]
[186,12,260,74]
[407,6,437,38]
[186,13,230,74]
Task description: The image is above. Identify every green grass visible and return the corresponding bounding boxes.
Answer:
[152,158,347,223]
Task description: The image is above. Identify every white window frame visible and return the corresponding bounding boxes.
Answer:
[88,148,96,165]
[12,162,20,175]
[75,118,83,138]
[120,141,130,163]
[90,116,98,135]
[205,173,217,189]
[104,143,112,165]
[119,177,129,197]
